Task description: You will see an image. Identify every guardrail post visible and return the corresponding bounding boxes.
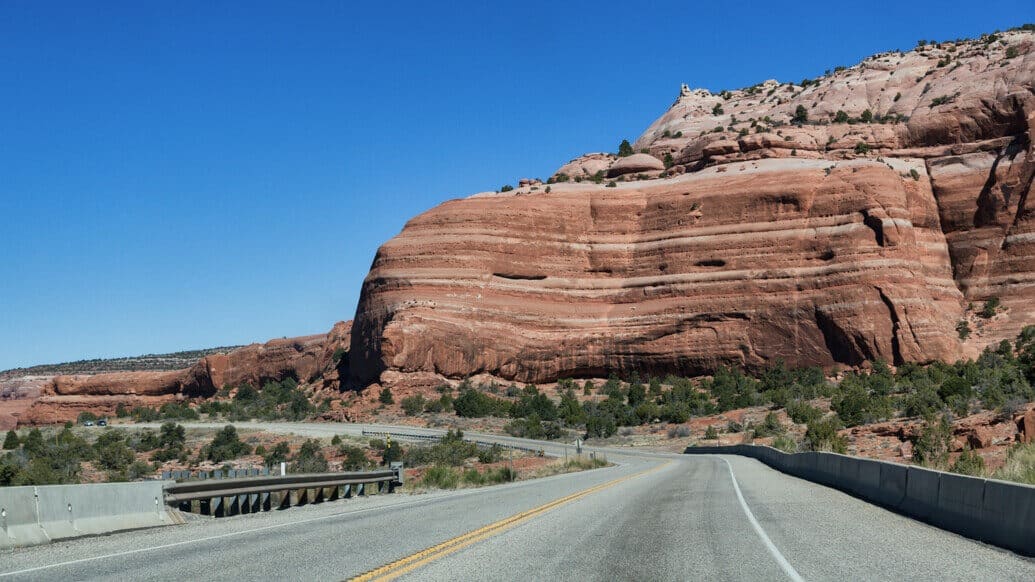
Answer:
[342,484,352,498]
[357,483,366,497]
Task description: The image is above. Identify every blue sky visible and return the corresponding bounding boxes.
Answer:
[1,1,1032,370]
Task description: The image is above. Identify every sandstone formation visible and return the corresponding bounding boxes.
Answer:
[607,153,665,177]
[350,30,1035,387]
[19,322,352,425]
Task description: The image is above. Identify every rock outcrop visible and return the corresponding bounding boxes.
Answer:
[350,30,1035,387]
[19,322,352,425]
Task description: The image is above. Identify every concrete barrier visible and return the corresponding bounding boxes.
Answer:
[0,486,49,548]
[685,444,1035,556]
[0,481,175,549]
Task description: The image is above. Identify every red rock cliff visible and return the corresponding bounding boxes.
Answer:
[350,31,1035,386]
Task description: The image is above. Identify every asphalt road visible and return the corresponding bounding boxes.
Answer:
[2,422,1034,581]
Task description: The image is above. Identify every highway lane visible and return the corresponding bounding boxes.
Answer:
[2,423,1034,580]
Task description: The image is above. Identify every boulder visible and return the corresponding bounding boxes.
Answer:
[607,153,665,177]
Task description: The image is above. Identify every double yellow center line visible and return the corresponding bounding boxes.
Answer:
[350,462,668,582]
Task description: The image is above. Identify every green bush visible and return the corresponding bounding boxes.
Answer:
[3,430,18,450]
[617,139,634,157]
[804,417,847,453]
[712,103,724,115]
[77,411,98,424]
[751,412,785,438]
[290,439,329,473]
[784,400,822,424]
[854,142,871,154]
[259,441,288,466]
[378,387,394,405]
[454,389,508,418]
[980,297,1000,318]
[93,430,135,473]
[913,414,953,468]
[421,465,460,489]
[772,435,798,453]
[792,105,808,124]
[500,185,514,192]
[860,109,873,123]
[131,406,161,422]
[205,425,251,463]
[834,110,849,123]
[956,320,971,339]
[339,445,369,470]
[331,434,342,446]
[704,425,719,439]
[992,442,1035,485]
[950,447,986,476]
[401,395,427,416]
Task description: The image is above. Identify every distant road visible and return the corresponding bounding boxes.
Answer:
[2,422,1033,581]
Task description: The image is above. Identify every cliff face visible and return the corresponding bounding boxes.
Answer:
[350,31,1035,386]
[19,322,351,425]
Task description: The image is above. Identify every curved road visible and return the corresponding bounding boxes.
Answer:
[1,422,1033,581]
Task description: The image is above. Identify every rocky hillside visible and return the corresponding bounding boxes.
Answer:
[350,29,1035,389]
[0,347,242,381]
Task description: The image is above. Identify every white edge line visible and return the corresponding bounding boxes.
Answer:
[718,456,806,582]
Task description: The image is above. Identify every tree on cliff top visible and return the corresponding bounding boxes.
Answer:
[617,139,634,157]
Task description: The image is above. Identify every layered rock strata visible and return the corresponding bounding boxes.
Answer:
[351,31,1035,386]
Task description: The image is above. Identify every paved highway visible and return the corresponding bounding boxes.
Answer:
[1,422,1034,581]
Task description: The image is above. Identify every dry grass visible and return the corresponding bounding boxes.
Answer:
[991,443,1035,485]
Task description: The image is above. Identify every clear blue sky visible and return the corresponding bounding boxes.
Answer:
[1,1,1031,370]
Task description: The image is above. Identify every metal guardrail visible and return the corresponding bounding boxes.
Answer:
[164,468,402,517]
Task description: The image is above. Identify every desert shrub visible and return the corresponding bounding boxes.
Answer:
[401,395,427,416]
[712,103,724,115]
[980,297,1000,318]
[331,434,342,445]
[772,435,798,453]
[379,387,394,405]
[992,442,1035,485]
[860,109,873,123]
[792,105,808,124]
[834,110,849,123]
[913,414,953,468]
[583,403,618,439]
[854,142,871,154]
[159,401,199,421]
[115,403,129,418]
[785,400,822,424]
[131,406,161,422]
[290,439,329,473]
[421,465,460,489]
[803,417,847,453]
[77,411,98,424]
[462,468,485,485]
[150,422,186,462]
[751,412,785,438]
[666,425,692,439]
[454,389,508,418]
[3,430,18,450]
[950,447,986,476]
[617,139,634,157]
[910,168,920,180]
[1005,46,1019,59]
[704,425,719,439]
[93,430,135,473]
[205,425,251,463]
[956,320,971,339]
[262,441,290,466]
[381,440,403,465]
[477,444,503,464]
[339,445,370,470]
